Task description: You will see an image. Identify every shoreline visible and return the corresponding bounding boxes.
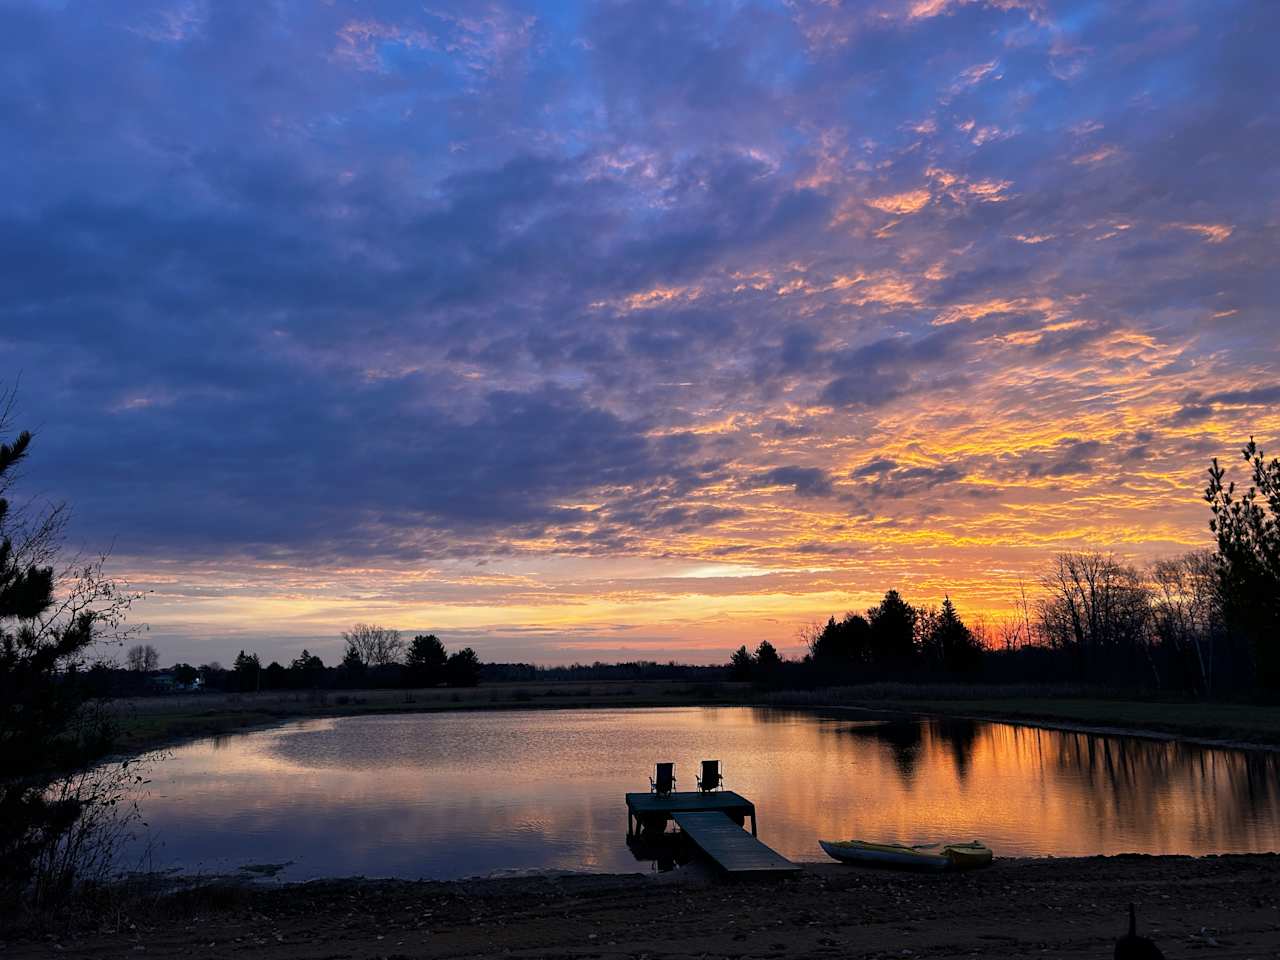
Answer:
[812,702,1280,754]
[105,684,754,758]
[11,854,1280,957]
[106,683,1280,759]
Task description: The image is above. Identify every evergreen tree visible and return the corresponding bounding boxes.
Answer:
[405,633,448,686]
[444,647,482,687]
[754,640,782,673]
[338,644,366,688]
[0,421,133,902]
[728,644,754,680]
[263,661,286,689]
[289,649,325,688]
[232,649,261,692]
[868,590,917,669]
[928,597,983,674]
[809,613,872,666]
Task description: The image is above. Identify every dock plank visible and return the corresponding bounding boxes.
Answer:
[672,811,800,877]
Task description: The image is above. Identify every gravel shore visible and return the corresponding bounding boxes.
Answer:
[8,854,1280,959]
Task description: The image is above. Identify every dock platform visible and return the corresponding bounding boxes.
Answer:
[624,791,799,878]
[673,811,801,878]
[625,790,757,837]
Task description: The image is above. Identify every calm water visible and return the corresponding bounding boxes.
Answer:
[120,707,1280,881]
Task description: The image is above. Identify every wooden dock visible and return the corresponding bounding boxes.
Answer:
[673,811,800,877]
[624,791,799,878]
[625,790,757,836]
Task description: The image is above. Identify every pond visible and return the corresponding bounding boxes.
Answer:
[118,706,1280,881]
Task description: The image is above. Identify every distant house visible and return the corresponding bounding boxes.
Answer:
[149,672,176,692]
[149,672,203,693]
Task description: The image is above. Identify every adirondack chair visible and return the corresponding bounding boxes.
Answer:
[649,762,676,796]
[697,759,723,793]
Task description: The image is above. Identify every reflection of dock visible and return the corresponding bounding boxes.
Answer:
[624,791,799,878]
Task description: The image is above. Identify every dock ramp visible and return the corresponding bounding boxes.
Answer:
[672,811,800,878]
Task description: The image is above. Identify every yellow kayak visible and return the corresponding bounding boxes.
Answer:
[941,841,993,870]
[819,839,992,871]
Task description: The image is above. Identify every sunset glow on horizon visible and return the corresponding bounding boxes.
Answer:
[5,0,1278,665]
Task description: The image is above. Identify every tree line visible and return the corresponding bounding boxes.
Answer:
[99,647,727,695]
[728,439,1280,696]
[93,626,486,695]
[728,592,982,685]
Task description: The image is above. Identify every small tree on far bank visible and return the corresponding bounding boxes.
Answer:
[263,661,286,689]
[199,661,226,690]
[289,649,325,688]
[338,645,366,687]
[341,623,403,668]
[232,649,261,692]
[809,613,872,667]
[752,640,783,687]
[868,589,917,669]
[729,644,754,680]
[445,647,481,687]
[921,597,983,675]
[126,643,158,672]
[405,633,447,686]
[1037,552,1152,681]
[1150,551,1223,694]
[754,640,781,673]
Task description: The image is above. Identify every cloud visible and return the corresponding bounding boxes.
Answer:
[851,460,970,499]
[751,466,835,498]
[820,330,963,408]
[1204,386,1280,406]
[0,0,1277,662]
[1172,404,1215,425]
[1173,386,1280,425]
[1169,222,1233,244]
[1012,439,1108,479]
[852,458,899,478]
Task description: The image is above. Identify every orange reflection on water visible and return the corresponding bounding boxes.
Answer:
[121,708,1280,881]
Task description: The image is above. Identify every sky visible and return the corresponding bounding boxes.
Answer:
[2,0,1278,668]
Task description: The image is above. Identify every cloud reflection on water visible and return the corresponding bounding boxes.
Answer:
[122,707,1280,880]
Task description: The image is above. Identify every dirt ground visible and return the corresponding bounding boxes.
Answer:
[7,855,1280,960]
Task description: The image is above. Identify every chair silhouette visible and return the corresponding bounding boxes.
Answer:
[697,759,722,792]
[649,762,676,796]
